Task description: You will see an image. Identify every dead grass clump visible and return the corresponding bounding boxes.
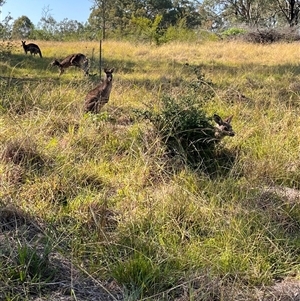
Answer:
[88,202,119,236]
[18,174,80,208]
[0,205,28,232]
[0,163,24,186]
[248,186,300,235]
[221,88,253,105]
[243,28,300,44]
[1,138,46,169]
[43,113,80,136]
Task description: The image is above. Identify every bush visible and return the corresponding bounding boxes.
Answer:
[222,28,247,39]
[243,28,300,43]
[146,95,220,168]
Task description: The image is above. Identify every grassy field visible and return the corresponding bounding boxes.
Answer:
[1,39,300,300]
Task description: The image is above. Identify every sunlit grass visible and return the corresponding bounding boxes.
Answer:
[1,39,300,300]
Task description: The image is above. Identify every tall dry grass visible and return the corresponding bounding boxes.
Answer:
[1,39,300,300]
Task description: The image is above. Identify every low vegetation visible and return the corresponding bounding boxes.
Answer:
[1,39,300,300]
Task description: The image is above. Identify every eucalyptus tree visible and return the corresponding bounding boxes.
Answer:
[12,15,34,39]
[275,0,300,26]
[201,0,300,28]
[57,19,85,40]
[89,0,202,39]
[0,0,13,54]
[89,0,117,39]
[0,14,12,39]
[36,6,58,40]
[201,0,271,26]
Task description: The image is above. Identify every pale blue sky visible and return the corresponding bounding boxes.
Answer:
[1,0,94,25]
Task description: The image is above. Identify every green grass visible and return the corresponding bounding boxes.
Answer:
[1,39,300,300]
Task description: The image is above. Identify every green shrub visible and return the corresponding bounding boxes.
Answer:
[148,95,220,167]
[222,27,247,38]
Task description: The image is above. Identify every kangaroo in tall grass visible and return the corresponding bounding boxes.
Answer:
[84,68,114,113]
[213,114,235,140]
[21,41,42,58]
[50,53,89,76]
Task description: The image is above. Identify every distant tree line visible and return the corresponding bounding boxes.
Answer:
[1,0,300,43]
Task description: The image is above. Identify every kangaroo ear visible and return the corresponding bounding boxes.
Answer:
[213,114,223,125]
[110,68,114,73]
[224,115,233,124]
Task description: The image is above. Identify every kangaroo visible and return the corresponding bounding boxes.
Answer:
[84,68,114,113]
[21,41,42,58]
[213,114,235,140]
[50,53,89,76]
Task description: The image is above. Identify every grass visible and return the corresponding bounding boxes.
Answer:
[1,39,300,300]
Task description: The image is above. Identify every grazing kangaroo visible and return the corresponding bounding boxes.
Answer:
[213,114,235,140]
[84,68,114,113]
[21,41,42,57]
[50,53,89,76]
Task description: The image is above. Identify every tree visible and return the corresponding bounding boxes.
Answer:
[1,0,12,39]
[202,0,280,28]
[171,0,202,28]
[12,16,34,39]
[57,19,85,40]
[275,0,300,26]
[131,14,163,44]
[89,0,202,39]
[36,6,58,40]
[89,0,115,39]
[0,14,12,39]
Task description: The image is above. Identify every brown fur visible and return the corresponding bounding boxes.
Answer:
[84,68,114,113]
[213,114,235,139]
[50,53,89,76]
[21,41,42,58]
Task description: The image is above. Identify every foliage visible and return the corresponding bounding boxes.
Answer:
[163,18,197,42]
[3,0,300,42]
[11,15,34,39]
[0,14,12,40]
[221,27,247,38]
[131,14,163,44]
[89,0,201,39]
[149,95,217,163]
[202,0,300,28]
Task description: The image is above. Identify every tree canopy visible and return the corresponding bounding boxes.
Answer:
[12,15,34,39]
[1,0,300,42]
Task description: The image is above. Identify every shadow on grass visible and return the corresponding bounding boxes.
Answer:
[0,203,120,300]
[165,141,237,178]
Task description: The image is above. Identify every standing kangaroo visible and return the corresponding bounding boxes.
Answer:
[21,41,42,58]
[213,114,235,140]
[50,53,89,76]
[84,68,114,113]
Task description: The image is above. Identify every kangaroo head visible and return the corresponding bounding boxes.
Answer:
[104,68,114,82]
[21,41,26,46]
[50,60,61,67]
[213,114,235,139]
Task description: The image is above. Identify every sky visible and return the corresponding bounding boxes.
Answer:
[1,0,94,25]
